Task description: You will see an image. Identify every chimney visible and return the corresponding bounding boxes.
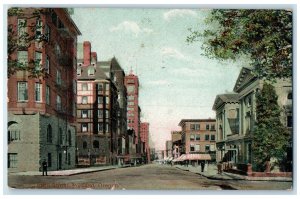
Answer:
[83,41,91,66]
[91,52,97,64]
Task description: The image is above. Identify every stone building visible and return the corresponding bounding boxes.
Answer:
[212,67,292,165]
[7,8,81,172]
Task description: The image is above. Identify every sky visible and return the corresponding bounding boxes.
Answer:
[71,8,251,150]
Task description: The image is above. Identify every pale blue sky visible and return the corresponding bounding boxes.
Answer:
[71,8,250,150]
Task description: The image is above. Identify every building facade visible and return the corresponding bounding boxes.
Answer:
[212,93,239,162]
[76,42,119,166]
[178,119,216,162]
[7,8,80,172]
[171,131,182,159]
[140,122,150,163]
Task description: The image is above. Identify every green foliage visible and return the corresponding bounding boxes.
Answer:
[252,82,291,171]
[187,9,292,80]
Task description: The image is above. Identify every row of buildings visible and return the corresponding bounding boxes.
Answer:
[7,8,150,172]
[165,67,292,170]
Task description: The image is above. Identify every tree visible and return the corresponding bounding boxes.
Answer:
[187,9,292,80]
[252,82,291,171]
[7,8,48,78]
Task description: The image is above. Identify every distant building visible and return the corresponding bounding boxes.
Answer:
[171,131,182,159]
[140,122,150,163]
[165,140,173,158]
[178,119,216,163]
[7,8,81,172]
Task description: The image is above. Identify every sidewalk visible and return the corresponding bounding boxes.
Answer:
[8,164,131,176]
[175,164,292,182]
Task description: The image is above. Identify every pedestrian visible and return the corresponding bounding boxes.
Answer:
[200,161,205,172]
[42,159,48,176]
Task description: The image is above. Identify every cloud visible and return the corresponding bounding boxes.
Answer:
[161,47,186,60]
[109,21,153,36]
[163,9,197,21]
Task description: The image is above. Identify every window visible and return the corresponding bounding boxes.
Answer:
[17,19,27,45]
[105,123,109,132]
[98,96,103,104]
[127,85,135,93]
[105,110,109,118]
[58,128,63,145]
[190,144,195,152]
[56,70,61,85]
[93,140,99,148]
[206,124,210,130]
[82,96,88,104]
[195,134,200,141]
[205,135,210,141]
[8,130,20,142]
[46,86,50,105]
[83,141,87,149]
[51,11,58,26]
[88,67,95,76]
[45,55,50,74]
[190,134,195,141]
[98,109,103,118]
[48,153,52,167]
[287,92,292,100]
[105,96,109,104]
[17,82,28,101]
[128,96,134,101]
[56,95,61,110]
[68,130,72,146]
[128,102,134,106]
[97,84,103,92]
[35,19,43,39]
[82,123,88,132]
[98,123,103,132]
[47,125,52,143]
[287,116,293,128]
[195,144,200,151]
[190,124,200,130]
[17,51,28,67]
[205,145,210,151]
[35,83,42,102]
[211,135,216,141]
[77,67,81,76]
[45,24,50,41]
[82,110,88,118]
[8,153,18,168]
[211,124,215,131]
[68,153,71,165]
[82,83,88,91]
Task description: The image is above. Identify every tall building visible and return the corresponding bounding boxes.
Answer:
[171,131,182,159]
[140,122,150,163]
[178,119,216,162]
[76,42,119,166]
[124,71,141,161]
[7,8,81,172]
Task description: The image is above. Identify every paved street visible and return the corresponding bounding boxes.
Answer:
[8,164,292,190]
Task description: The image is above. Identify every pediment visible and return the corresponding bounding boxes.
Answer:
[233,67,257,92]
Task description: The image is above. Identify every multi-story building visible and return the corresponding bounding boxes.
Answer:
[178,119,216,163]
[212,93,239,162]
[213,67,292,166]
[140,122,150,163]
[7,8,81,172]
[171,131,182,159]
[165,140,173,158]
[76,41,119,166]
[124,71,141,161]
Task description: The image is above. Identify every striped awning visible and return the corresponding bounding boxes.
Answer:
[185,154,211,161]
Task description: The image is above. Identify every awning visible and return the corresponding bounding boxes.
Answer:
[173,154,187,162]
[185,154,211,161]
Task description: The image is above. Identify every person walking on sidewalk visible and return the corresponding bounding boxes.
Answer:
[42,160,48,176]
[200,161,205,172]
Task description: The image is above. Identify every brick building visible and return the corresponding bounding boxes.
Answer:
[7,8,81,172]
[140,122,150,163]
[76,42,119,166]
[171,131,182,159]
[124,72,142,161]
[178,119,216,163]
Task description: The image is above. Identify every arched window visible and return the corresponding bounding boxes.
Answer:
[47,125,52,143]
[68,130,72,146]
[58,128,63,145]
[93,140,99,148]
[83,141,87,149]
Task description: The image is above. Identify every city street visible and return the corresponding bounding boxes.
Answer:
[8,164,292,190]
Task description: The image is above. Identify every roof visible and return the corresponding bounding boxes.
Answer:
[77,65,108,80]
[233,67,257,92]
[212,93,239,110]
[178,119,216,126]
